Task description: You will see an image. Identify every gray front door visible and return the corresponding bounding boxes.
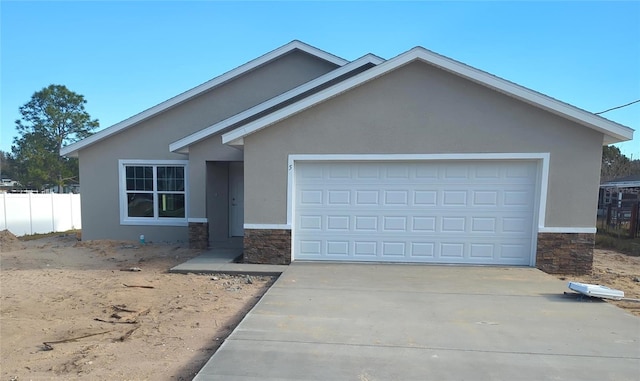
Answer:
[229,162,244,237]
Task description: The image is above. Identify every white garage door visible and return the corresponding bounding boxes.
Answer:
[294,161,537,265]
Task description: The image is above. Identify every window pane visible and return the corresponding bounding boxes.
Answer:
[157,166,184,191]
[126,166,153,191]
[127,193,154,217]
[158,193,185,218]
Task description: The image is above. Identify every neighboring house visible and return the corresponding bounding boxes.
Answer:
[45,182,81,194]
[61,41,634,274]
[1,178,19,187]
[599,174,640,209]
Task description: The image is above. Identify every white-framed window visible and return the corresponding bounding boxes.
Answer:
[118,160,188,226]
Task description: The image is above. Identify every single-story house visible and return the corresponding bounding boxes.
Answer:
[61,41,634,274]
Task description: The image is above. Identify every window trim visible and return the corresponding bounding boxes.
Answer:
[118,159,189,226]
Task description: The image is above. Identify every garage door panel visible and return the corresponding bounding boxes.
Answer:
[328,165,351,179]
[298,187,533,209]
[327,241,349,255]
[414,190,438,206]
[386,166,411,179]
[411,242,436,257]
[412,216,437,232]
[471,217,496,232]
[299,190,323,205]
[355,216,378,231]
[299,215,322,230]
[354,241,377,256]
[415,166,439,179]
[382,216,408,232]
[472,191,498,206]
[327,190,351,205]
[296,212,532,235]
[297,162,536,183]
[295,161,536,265]
[355,190,379,205]
[470,243,495,259]
[296,241,531,263]
[296,235,532,261]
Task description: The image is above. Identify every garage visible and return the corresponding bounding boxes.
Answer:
[294,160,538,265]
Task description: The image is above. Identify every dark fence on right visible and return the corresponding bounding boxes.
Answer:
[598,201,640,238]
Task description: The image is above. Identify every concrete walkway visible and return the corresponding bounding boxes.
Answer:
[169,248,288,275]
[194,263,640,380]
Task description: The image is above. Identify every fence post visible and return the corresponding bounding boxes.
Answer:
[28,192,33,235]
[51,193,56,233]
[2,193,6,231]
[69,193,73,230]
[631,202,639,239]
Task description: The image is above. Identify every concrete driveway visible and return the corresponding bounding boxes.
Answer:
[195,263,640,380]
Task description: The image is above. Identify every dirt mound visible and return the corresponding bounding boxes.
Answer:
[0,230,25,252]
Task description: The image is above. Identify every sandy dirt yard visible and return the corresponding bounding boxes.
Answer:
[0,231,275,381]
[557,249,640,317]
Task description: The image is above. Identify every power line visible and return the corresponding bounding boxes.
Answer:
[595,99,640,115]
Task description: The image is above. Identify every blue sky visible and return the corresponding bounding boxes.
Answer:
[1,1,639,158]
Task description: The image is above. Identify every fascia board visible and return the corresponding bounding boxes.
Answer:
[292,39,349,66]
[169,53,384,152]
[222,47,633,145]
[60,40,348,157]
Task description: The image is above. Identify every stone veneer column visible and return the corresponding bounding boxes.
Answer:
[243,229,291,265]
[188,222,209,250]
[536,233,594,275]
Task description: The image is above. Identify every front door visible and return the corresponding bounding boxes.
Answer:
[229,162,244,237]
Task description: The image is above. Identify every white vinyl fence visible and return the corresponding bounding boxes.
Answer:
[0,193,81,236]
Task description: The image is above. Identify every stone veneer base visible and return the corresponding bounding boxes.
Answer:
[240,229,595,274]
[188,222,209,250]
[244,229,291,265]
[536,232,594,275]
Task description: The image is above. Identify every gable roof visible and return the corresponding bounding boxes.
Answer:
[60,40,348,157]
[169,53,385,153]
[222,46,634,146]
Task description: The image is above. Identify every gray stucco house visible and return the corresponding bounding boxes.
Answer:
[61,41,634,274]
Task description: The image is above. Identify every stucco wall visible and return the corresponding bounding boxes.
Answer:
[78,50,339,241]
[243,61,603,228]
